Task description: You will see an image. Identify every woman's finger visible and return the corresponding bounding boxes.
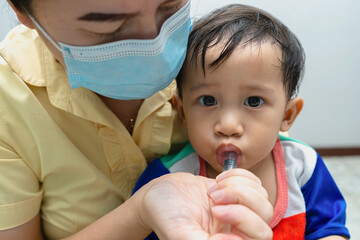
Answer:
[209,233,245,240]
[211,204,273,240]
[212,175,268,199]
[216,169,262,184]
[209,184,273,223]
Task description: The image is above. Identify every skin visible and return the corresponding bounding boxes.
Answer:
[2,0,274,239]
[174,41,347,240]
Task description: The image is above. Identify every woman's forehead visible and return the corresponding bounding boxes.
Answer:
[31,0,184,15]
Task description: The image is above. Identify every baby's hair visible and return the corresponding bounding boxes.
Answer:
[176,4,305,99]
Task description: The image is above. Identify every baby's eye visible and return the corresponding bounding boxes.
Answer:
[244,96,264,108]
[199,95,217,106]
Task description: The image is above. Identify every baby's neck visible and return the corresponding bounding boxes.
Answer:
[205,163,220,179]
[250,154,277,207]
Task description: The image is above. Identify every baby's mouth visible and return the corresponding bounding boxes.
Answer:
[216,144,242,166]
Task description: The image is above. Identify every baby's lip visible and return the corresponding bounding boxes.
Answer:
[216,144,241,165]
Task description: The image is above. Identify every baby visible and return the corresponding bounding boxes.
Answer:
[134,4,349,240]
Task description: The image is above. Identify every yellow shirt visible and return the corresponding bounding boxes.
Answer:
[0,25,187,239]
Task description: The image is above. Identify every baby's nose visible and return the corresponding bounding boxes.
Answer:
[214,112,243,137]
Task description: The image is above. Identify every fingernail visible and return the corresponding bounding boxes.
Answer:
[210,190,224,201]
[207,184,217,194]
[216,172,228,181]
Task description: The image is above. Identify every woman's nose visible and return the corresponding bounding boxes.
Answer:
[136,15,161,39]
[214,112,244,137]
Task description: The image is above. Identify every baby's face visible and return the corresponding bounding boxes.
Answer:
[177,42,289,177]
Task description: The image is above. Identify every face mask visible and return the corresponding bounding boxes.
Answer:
[29,1,191,100]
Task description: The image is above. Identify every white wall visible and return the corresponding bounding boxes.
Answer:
[1,0,359,148]
[0,2,18,40]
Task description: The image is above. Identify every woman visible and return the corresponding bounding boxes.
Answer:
[0,0,273,239]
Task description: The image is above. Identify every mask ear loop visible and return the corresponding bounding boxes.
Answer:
[27,13,63,52]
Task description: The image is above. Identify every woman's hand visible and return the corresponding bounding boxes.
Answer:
[0,170,272,240]
[138,171,273,240]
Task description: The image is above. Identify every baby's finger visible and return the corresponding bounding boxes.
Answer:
[211,204,273,240]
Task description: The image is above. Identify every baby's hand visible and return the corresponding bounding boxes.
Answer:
[208,169,273,239]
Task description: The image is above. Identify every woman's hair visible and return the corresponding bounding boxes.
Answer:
[176,4,305,99]
[9,0,32,13]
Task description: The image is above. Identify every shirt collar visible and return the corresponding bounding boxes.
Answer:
[0,25,176,131]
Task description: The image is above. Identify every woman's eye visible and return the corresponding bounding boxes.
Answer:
[199,96,217,106]
[100,27,123,41]
[244,96,264,108]
[159,1,183,12]
[90,24,126,43]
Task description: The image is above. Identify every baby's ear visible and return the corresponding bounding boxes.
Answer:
[280,97,304,132]
[172,93,187,129]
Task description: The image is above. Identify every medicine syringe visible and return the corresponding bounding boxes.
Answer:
[220,151,238,233]
[222,151,238,172]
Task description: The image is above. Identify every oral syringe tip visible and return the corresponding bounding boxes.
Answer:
[222,151,238,172]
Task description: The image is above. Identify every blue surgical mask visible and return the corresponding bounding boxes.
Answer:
[29,1,191,100]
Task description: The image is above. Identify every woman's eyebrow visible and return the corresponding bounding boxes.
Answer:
[77,0,182,22]
[77,12,137,22]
